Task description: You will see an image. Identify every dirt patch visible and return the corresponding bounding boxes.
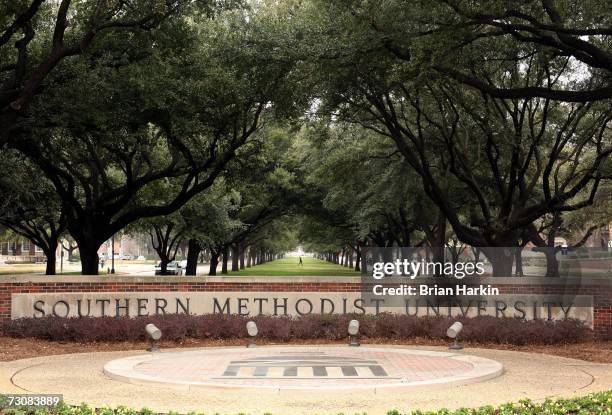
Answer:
[1,336,610,363]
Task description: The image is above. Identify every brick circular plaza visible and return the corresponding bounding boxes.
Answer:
[4,346,611,414]
[103,346,503,390]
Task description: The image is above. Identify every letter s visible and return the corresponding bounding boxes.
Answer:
[33,300,45,317]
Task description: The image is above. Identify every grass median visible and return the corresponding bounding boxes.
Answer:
[229,257,360,276]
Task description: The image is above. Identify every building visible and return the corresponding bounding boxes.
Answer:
[0,239,46,263]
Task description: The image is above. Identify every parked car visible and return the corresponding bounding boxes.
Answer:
[137,255,146,260]
[154,260,181,275]
[122,254,134,260]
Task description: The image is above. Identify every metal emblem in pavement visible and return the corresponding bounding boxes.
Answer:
[218,353,392,379]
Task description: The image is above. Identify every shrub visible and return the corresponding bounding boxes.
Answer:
[0,313,593,345]
[0,390,609,415]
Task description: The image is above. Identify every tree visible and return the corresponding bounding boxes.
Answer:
[0,149,65,274]
[0,0,194,145]
[222,126,305,271]
[291,2,611,275]
[60,237,78,262]
[8,7,298,274]
[297,121,454,269]
[429,0,612,102]
[139,213,186,275]
[179,181,243,276]
[298,1,612,102]
[178,125,304,275]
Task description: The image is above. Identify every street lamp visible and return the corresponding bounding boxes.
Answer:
[111,234,115,274]
[60,239,64,274]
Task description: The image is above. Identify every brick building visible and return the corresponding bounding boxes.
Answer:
[0,239,46,263]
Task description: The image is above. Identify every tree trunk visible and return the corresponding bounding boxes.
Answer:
[63,242,78,262]
[432,210,447,276]
[483,248,514,277]
[209,251,219,275]
[79,244,100,275]
[185,239,201,276]
[231,244,239,272]
[239,246,245,269]
[544,248,560,277]
[44,244,57,275]
[514,247,524,277]
[355,250,361,271]
[159,255,170,275]
[222,246,229,274]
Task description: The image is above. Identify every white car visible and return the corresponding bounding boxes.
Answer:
[154,260,188,275]
[154,260,180,275]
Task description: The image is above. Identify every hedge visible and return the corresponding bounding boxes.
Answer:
[0,314,593,345]
[0,390,610,415]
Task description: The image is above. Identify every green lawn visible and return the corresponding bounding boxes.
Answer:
[229,257,359,276]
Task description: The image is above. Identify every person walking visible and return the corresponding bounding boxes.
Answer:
[298,256,303,266]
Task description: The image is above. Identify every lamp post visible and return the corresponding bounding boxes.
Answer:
[111,234,115,274]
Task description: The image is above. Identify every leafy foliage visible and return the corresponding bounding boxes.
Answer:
[0,391,610,415]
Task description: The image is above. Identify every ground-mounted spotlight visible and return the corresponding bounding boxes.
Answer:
[348,319,360,347]
[446,321,463,350]
[145,323,162,352]
[246,321,258,348]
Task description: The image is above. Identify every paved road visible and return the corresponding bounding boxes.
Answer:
[0,262,213,276]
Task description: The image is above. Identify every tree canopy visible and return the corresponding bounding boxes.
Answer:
[0,0,609,276]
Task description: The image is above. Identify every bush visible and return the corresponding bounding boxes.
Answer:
[0,313,593,345]
[0,390,610,415]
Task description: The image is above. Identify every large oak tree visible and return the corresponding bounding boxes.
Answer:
[7,7,298,274]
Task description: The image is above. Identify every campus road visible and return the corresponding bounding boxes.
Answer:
[0,261,212,276]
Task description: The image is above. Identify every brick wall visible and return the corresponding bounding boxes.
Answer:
[0,275,610,338]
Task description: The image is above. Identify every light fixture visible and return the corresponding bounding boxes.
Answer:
[348,319,360,347]
[446,321,463,350]
[145,323,162,352]
[246,321,258,348]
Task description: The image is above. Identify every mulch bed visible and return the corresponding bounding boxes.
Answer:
[1,336,610,363]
